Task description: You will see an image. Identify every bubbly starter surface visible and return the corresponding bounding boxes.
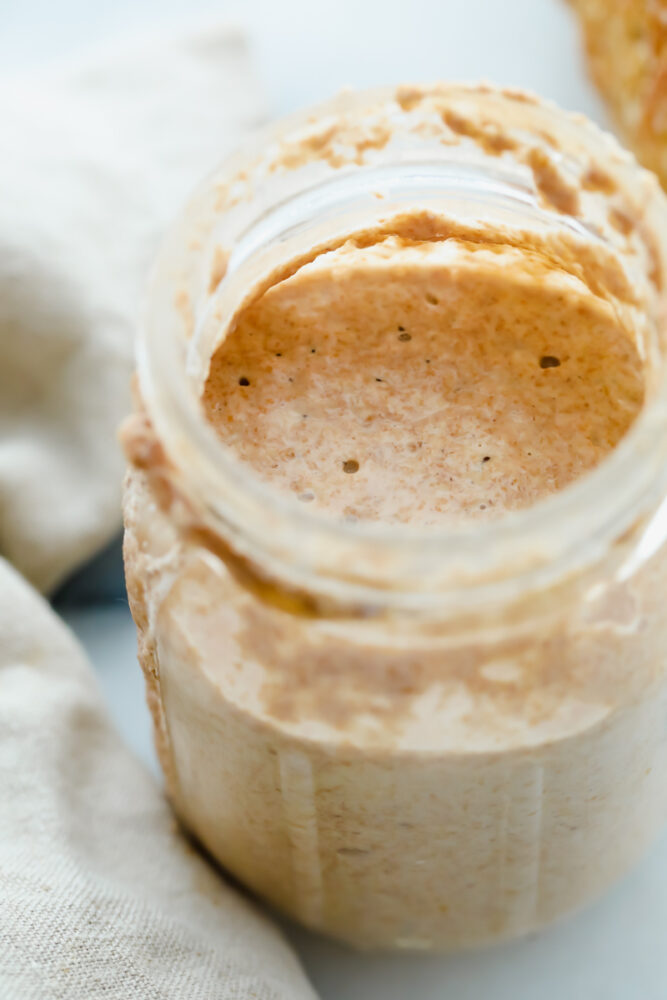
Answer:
[203,234,644,523]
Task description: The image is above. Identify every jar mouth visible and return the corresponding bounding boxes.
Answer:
[139,83,667,612]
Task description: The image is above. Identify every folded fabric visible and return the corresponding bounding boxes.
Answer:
[0,558,317,1000]
[0,28,318,1000]
[0,25,265,593]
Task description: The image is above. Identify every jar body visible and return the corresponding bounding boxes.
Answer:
[124,84,667,950]
[124,462,667,950]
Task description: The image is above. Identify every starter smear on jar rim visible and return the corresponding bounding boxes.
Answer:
[202,228,645,525]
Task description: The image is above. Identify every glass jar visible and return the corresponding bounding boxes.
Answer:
[122,84,667,950]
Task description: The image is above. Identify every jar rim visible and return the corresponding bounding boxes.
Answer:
[138,83,667,613]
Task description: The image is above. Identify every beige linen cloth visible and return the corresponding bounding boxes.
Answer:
[0,27,318,1000]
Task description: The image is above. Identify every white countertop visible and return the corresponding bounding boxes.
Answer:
[17,0,666,994]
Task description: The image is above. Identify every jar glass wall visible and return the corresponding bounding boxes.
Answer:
[122,84,667,950]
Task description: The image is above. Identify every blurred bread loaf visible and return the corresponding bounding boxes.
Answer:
[570,0,667,186]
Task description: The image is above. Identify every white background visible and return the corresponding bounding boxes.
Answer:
[7,0,667,996]
[3,0,604,123]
